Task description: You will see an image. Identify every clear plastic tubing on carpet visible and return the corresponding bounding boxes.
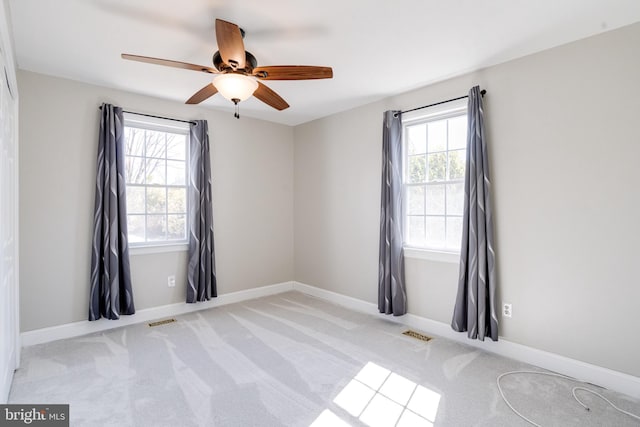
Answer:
[497,370,640,427]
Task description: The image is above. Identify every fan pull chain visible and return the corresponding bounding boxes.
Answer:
[232,98,240,119]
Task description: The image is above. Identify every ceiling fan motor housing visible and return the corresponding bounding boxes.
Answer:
[213,50,257,73]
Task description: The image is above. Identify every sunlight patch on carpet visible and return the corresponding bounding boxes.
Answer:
[315,361,440,426]
[309,409,351,427]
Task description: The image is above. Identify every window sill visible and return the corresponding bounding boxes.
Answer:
[129,243,188,256]
[403,247,460,264]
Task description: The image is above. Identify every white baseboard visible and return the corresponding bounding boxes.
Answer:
[21,281,295,347]
[291,281,640,400]
[294,282,380,315]
[19,280,640,400]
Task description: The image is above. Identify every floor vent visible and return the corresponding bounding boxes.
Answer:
[402,330,433,342]
[148,318,177,327]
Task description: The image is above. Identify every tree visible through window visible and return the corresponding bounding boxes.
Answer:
[123,116,189,246]
[403,104,467,252]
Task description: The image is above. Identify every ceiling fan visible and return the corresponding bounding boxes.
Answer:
[122,19,333,118]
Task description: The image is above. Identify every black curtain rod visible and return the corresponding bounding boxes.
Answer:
[98,105,196,125]
[396,89,486,117]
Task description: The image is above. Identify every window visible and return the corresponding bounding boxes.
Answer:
[123,114,189,247]
[402,100,467,253]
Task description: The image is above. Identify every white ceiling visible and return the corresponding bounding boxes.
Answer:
[7,0,640,126]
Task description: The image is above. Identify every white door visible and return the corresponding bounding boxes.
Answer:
[0,25,19,404]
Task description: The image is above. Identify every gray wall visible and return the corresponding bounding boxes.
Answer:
[18,70,294,331]
[294,23,640,377]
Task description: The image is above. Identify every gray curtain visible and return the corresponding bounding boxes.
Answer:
[187,120,217,303]
[451,86,498,341]
[378,110,407,316]
[89,103,135,321]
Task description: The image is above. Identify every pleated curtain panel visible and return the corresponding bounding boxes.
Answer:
[89,103,135,321]
[186,120,217,303]
[378,110,407,316]
[451,86,499,341]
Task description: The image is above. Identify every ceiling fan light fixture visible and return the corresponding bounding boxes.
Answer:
[122,19,332,112]
[212,73,258,102]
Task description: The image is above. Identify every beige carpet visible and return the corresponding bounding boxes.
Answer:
[9,291,640,426]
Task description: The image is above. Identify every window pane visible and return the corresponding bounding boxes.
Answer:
[427,152,446,182]
[167,160,186,185]
[125,156,145,184]
[126,186,145,214]
[146,187,166,214]
[146,215,167,241]
[448,115,467,150]
[145,130,166,159]
[402,109,468,252]
[124,122,189,246]
[167,188,186,214]
[146,158,166,185]
[408,155,426,183]
[407,216,425,246]
[448,149,466,180]
[427,120,447,152]
[407,124,426,155]
[167,214,186,240]
[426,216,445,248]
[125,128,145,156]
[166,134,186,160]
[446,182,465,215]
[426,184,445,215]
[127,215,145,243]
[446,217,463,249]
[406,186,425,215]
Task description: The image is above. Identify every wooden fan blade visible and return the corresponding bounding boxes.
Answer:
[215,19,246,69]
[253,82,289,110]
[186,84,218,104]
[252,66,333,80]
[122,54,218,74]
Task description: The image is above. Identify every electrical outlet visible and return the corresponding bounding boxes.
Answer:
[167,275,176,288]
[503,303,512,318]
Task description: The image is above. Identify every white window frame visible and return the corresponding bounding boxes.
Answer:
[401,99,467,263]
[123,113,190,252]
